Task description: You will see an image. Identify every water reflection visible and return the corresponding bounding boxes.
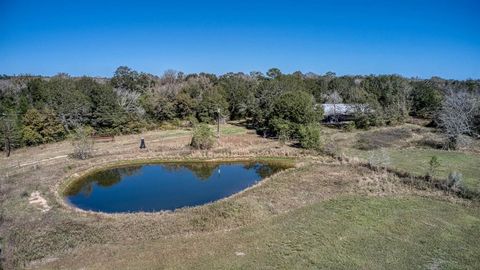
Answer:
[65,166,142,196]
[162,163,219,180]
[65,161,292,213]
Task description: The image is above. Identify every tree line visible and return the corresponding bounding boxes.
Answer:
[1,67,480,153]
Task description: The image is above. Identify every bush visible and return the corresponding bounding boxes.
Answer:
[416,136,444,149]
[354,113,371,129]
[298,123,322,150]
[367,148,391,170]
[428,156,440,178]
[190,124,215,149]
[187,115,199,127]
[322,139,340,157]
[270,118,293,144]
[447,171,464,193]
[343,121,355,132]
[21,108,65,145]
[71,126,94,160]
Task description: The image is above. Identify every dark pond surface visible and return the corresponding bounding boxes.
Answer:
[65,161,290,213]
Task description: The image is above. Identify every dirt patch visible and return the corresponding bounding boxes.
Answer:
[355,127,413,150]
[28,191,51,213]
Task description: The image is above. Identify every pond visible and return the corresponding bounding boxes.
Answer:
[64,161,291,213]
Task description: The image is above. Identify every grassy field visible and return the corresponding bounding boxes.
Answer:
[38,196,480,269]
[1,123,479,269]
[357,148,480,190]
[330,125,480,192]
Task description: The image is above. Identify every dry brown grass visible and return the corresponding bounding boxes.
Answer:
[0,124,476,269]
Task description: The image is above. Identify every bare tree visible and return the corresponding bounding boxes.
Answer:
[438,90,479,149]
[327,90,343,122]
[158,70,184,97]
[114,88,145,116]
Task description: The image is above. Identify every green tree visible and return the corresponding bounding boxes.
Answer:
[88,84,125,132]
[111,66,151,92]
[270,118,293,143]
[175,92,197,119]
[410,81,442,117]
[360,75,412,124]
[47,77,91,131]
[154,96,176,121]
[0,112,22,157]
[266,68,282,79]
[22,108,65,145]
[197,86,228,123]
[271,91,321,127]
[298,123,322,150]
[220,74,256,119]
[263,91,322,138]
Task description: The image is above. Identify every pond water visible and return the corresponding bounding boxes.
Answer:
[65,161,290,213]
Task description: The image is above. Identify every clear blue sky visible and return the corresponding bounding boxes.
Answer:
[1,0,479,79]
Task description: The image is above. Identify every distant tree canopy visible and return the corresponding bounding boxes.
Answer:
[1,67,479,151]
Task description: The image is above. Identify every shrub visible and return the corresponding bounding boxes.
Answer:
[447,171,464,193]
[354,113,371,129]
[428,156,440,178]
[190,124,215,150]
[298,123,322,150]
[416,136,444,149]
[120,118,148,134]
[367,148,391,170]
[71,126,94,160]
[343,121,355,132]
[323,139,340,157]
[187,115,199,127]
[270,118,293,144]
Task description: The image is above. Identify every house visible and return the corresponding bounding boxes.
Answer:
[319,103,369,123]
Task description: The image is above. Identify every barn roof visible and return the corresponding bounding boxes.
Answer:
[320,103,369,116]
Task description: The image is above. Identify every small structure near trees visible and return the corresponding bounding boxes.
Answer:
[320,103,369,124]
[325,91,343,123]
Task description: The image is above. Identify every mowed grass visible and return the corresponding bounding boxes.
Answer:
[349,148,480,191]
[217,124,249,135]
[44,196,480,270]
[157,124,247,137]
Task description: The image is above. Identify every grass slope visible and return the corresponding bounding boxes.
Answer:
[42,196,480,270]
[352,148,480,191]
